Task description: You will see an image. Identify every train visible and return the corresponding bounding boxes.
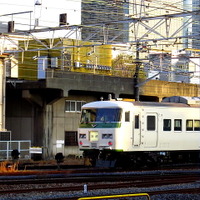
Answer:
[78,96,200,168]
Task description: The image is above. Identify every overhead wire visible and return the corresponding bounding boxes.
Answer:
[0,1,192,38]
[0,0,199,83]
[0,0,187,29]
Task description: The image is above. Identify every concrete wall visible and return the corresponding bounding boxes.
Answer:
[51,95,98,158]
[6,90,34,141]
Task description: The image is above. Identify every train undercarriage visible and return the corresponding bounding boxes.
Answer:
[83,149,200,169]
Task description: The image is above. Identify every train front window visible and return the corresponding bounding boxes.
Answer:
[80,108,121,123]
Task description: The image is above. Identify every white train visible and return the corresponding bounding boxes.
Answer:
[78,96,200,168]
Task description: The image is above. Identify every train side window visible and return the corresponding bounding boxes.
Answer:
[135,115,139,129]
[194,120,200,131]
[125,111,130,122]
[186,120,193,131]
[174,119,182,131]
[163,119,171,131]
[147,115,155,131]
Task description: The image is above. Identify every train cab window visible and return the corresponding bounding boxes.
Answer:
[135,115,139,129]
[174,119,182,131]
[80,108,121,123]
[125,111,130,122]
[186,120,193,131]
[163,119,171,131]
[194,120,200,131]
[147,115,155,131]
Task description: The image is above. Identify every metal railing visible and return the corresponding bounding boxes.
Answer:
[0,140,31,160]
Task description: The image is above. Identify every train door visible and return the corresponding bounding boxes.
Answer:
[143,113,158,147]
[133,114,141,146]
[124,111,133,148]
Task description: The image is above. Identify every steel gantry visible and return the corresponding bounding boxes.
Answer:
[0,2,199,52]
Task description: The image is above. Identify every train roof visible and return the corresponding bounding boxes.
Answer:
[82,100,131,109]
[162,96,200,105]
[82,97,200,109]
[131,101,197,107]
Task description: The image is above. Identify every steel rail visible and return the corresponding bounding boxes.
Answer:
[0,174,199,194]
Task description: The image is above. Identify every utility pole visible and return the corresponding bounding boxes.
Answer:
[134,42,141,101]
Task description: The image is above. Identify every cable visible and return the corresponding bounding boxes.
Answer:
[0,0,199,83]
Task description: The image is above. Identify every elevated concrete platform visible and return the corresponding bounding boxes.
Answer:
[46,71,199,101]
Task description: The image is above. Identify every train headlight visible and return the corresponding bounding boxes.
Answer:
[79,134,86,139]
[108,141,113,146]
[79,141,83,145]
[102,134,113,139]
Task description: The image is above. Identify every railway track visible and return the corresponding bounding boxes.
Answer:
[0,173,199,188]
[0,169,199,199]
[0,168,199,184]
[0,176,199,195]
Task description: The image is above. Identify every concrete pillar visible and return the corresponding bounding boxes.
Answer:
[0,56,6,131]
[43,104,53,159]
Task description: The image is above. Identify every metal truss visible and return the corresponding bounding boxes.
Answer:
[0,5,200,52]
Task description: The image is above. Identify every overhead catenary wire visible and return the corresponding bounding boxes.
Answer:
[0,0,192,29]
[0,0,200,84]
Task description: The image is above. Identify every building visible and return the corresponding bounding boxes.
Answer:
[183,0,200,49]
[18,39,112,80]
[81,0,129,43]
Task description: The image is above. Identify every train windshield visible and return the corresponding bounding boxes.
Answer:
[80,108,122,123]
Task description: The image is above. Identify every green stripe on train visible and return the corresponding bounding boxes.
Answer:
[79,123,121,128]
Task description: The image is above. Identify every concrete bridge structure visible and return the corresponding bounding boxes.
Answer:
[46,70,200,101]
[5,70,200,159]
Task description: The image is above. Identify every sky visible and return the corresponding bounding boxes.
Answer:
[0,0,81,31]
